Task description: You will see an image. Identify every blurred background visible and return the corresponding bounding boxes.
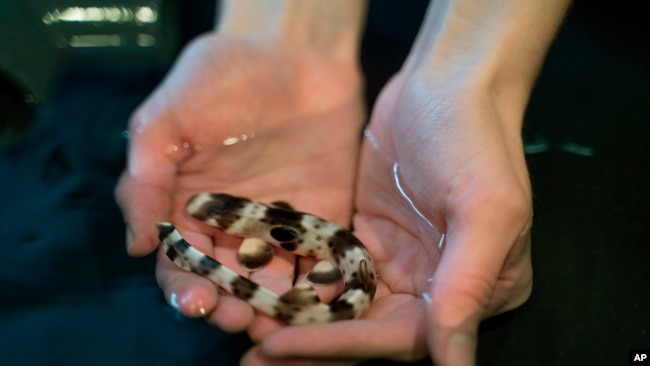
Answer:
[0,1,648,365]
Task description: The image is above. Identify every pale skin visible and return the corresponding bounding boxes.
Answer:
[114,0,571,365]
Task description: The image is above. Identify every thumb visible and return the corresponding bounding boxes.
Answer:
[114,106,189,256]
[425,218,513,365]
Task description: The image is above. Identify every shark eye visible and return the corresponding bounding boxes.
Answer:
[270,226,298,242]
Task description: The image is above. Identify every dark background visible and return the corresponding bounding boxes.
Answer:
[1,1,648,365]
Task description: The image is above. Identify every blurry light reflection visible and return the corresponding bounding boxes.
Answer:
[223,133,256,146]
[42,6,157,25]
[68,34,122,47]
[136,34,156,47]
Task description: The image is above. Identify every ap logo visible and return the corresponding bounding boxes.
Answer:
[630,350,650,365]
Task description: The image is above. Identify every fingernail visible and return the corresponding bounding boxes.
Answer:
[170,292,180,309]
[422,291,432,304]
[447,333,476,366]
[173,291,207,317]
[171,292,206,314]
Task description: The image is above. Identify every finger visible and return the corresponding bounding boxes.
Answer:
[154,226,222,317]
[249,244,296,294]
[156,252,220,317]
[161,227,259,331]
[114,106,191,256]
[172,227,299,336]
[114,172,172,256]
[294,256,344,304]
[159,252,256,332]
[259,295,428,362]
[246,246,299,342]
[206,294,255,333]
[488,229,533,315]
[426,190,530,366]
[242,346,357,366]
[246,252,347,343]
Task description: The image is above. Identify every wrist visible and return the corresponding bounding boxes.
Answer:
[216,0,367,64]
[216,1,284,40]
[405,0,570,124]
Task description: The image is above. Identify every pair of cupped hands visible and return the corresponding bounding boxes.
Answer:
[115,34,533,365]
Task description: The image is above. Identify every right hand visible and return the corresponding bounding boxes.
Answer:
[240,68,534,366]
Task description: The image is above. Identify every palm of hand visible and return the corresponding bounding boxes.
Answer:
[116,34,365,332]
[133,34,363,207]
[246,72,533,364]
[354,72,534,359]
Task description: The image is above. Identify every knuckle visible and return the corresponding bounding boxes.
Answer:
[490,258,533,315]
[429,273,494,326]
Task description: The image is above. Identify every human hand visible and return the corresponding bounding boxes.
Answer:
[241,0,571,362]
[114,32,365,333]
[241,69,533,365]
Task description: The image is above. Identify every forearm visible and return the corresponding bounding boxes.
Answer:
[216,0,368,62]
[406,0,571,123]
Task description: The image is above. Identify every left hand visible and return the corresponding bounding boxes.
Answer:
[241,70,534,365]
[114,33,365,333]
